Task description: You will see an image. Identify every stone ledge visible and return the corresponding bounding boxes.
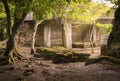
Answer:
[36,47,90,64]
[72,42,101,48]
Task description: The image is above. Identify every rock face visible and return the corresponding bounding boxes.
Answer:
[36,47,90,64]
[107,7,120,59]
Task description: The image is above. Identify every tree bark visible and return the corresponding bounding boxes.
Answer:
[0,28,5,41]
[31,21,42,54]
[2,0,27,63]
[89,24,94,53]
[107,6,120,59]
[2,0,12,37]
[4,17,27,63]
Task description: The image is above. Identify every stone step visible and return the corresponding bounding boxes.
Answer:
[72,42,101,48]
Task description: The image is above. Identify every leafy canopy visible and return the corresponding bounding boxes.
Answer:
[75,2,110,24]
[0,2,6,18]
[51,1,109,24]
[96,23,112,34]
[32,0,84,21]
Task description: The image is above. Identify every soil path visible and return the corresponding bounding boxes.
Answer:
[0,47,120,81]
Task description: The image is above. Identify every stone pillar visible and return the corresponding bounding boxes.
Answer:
[101,35,108,55]
[44,25,51,47]
[92,26,97,46]
[62,22,72,49]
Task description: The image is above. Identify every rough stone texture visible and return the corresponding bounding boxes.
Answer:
[18,19,105,47]
[18,21,34,46]
[107,7,120,59]
[51,20,63,46]
[62,22,72,49]
[100,35,108,55]
[19,20,63,47]
[36,47,56,59]
[36,47,90,63]
[35,23,44,47]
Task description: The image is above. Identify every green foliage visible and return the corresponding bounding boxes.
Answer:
[1,0,33,32]
[52,1,110,25]
[32,0,81,21]
[32,0,53,20]
[77,2,110,24]
[0,3,7,40]
[16,74,25,81]
[96,23,113,34]
[51,0,83,23]
[0,19,7,40]
[11,0,33,18]
[0,3,6,18]
[0,13,6,19]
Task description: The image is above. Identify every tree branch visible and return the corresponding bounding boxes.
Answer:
[12,13,27,36]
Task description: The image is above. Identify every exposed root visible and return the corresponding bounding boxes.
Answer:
[31,49,35,54]
[5,49,29,64]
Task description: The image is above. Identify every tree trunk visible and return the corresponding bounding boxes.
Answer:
[2,0,12,37]
[89,24,94,53]
[4,21,27,63]
[31,21,42,54]
[107,6,120,59]
[0,28,5,41]
[4,20,27,63]
[3,0,27,63]
[4,34,19,62]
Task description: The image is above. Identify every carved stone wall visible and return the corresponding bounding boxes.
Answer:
[18,21,34,46]
[19,19,106,47]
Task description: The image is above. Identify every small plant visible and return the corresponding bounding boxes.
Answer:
[16,74,25,81]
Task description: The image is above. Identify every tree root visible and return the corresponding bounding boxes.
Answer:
[5,49,29,64]
[31,49,35,54]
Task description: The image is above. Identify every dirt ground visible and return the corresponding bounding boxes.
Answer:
[0,47,120,81]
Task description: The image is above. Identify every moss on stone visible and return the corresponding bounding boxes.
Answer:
[85,56,120,65]
[36,47,56,59]
[100,56,120,64]
[36,47,90,63]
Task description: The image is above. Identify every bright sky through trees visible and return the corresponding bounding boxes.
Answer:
[92,0,114,7]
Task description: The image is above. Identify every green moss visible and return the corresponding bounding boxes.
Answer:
[0,48,5,55]
[107,49,120,59]
[100,56,120,64]
[16,74,25,81]
[53,51,90,64]
[36,47,90,63]
[36,47,56,59]
[85,56,120,65]
[73,52,90,61]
